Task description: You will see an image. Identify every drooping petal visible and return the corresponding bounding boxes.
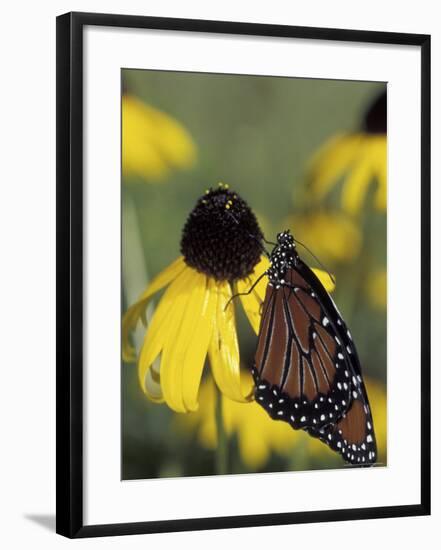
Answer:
[341,143,374,215]
[309,135,362,199]
[122,256,186,362]
[237,256,269,334]
[209,282,254,403]
[160,269,212,412]
[138,266,194,400]
[165,274,216,412]
[144,362,163,403]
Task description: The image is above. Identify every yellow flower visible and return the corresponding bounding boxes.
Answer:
[122,185,335,413]
[366,269,387,310]
[283,211,362,264]
[177,375,299,469]
[122,94,197,181]
[307,91,387,215]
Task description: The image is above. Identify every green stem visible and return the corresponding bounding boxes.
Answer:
[215,388,228,475]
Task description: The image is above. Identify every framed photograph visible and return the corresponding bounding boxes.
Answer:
[56,11,431,538]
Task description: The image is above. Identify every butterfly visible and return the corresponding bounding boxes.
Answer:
[250,230,377,466]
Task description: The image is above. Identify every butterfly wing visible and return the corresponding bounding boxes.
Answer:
[252,259,377,464]
[305,385,377,465]
[253,264,352,430]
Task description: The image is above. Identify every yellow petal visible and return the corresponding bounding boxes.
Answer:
[166,274,216,413]
[144,362,164,403]
[138,266,194,399]
[237,256,269,334]
[209,282,254,403]
[161,269,215,412]
[122,256,186,362]
[312,268,336,293]
[122,95,197,180]
[309,135,362,199]
[122,95,169,180]
[341,145,374,215]
[372,137,387,211]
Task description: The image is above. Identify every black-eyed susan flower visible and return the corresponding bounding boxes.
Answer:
[122,93,197,181]
[307,90,386,216]
[123,184,335,414]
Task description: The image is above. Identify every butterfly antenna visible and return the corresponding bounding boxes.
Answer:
[262,236,277,247]
[224,210,271,258]
[293,238,336,286]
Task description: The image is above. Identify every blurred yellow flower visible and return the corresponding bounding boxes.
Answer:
[307,91,387,216]
[122,93,197,181]
[284,211,362,264]
[122,185,335,414]
[178,375,299,469]
[366,269,387,310]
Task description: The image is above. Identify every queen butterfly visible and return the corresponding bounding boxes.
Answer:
[249,230,377,466]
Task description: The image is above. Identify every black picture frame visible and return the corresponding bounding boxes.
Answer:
[56,11,431,538]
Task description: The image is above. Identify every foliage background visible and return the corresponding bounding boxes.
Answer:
[122,69,386,479]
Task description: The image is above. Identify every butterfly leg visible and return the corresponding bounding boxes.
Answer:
[224,271,267,311]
